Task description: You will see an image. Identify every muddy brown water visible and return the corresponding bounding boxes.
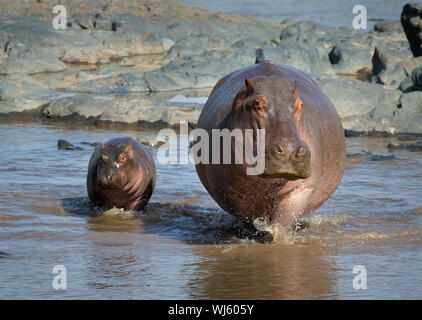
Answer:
[0,122,421,299]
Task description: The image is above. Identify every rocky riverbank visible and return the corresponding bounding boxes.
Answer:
[0,0,421,135]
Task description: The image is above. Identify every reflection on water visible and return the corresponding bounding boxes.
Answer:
[0,122,421,299]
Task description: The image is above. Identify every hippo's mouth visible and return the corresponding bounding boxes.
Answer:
[259,171,310,181]
[97,176,124,190]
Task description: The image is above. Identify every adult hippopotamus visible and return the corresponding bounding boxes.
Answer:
[195,61,346,229]
[87,137,156,211]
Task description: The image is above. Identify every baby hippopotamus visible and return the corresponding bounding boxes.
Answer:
[195,61,346,229]
[87,137,156,211]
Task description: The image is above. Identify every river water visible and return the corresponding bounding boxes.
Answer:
[175,0,411,29]
[0,121,421,299]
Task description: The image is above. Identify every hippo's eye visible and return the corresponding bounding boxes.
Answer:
[118,153,127,163]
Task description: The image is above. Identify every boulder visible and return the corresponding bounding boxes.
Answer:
[65,70,149,93]
[0,74,54,113]
[0,50,67,75]
[43,95,202,126]
[374,20,403,33]
[385,91,422,134]
[164,34,230,62]
[317,78,401,119]
[316,78,409,134]
[328,43,372,74]
[399,75,415,92]
[263,42,335,77]
[411,65,422,89]
[371,46,422,88]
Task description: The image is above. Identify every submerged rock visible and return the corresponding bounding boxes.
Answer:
[57,139,83,151]
[387,140,422,152]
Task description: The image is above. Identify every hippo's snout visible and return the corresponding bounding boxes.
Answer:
[272,142,309,162]
[262,138,311,180]
[97,172,123,190]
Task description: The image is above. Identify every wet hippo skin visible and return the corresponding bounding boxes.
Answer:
[195,61,346,229]
[87,137,156,211]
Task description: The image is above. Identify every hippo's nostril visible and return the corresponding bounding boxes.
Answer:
[275,145,284,155]
[295,146,308,160]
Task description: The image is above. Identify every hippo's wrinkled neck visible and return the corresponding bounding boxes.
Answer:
[123,169,144,195]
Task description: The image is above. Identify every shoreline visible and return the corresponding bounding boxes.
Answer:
[0,0,422,136]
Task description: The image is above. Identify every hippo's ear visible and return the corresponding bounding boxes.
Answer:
[253,96,268,117]
[244,78,254,94]
[126,140,133,154]
[232,79,255,116]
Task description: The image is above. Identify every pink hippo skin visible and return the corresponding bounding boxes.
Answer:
[195,61,346,229]
[87,137,156,211]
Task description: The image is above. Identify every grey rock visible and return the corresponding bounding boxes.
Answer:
[394,91,422,133]
[279,19,296,29]
[316,77,410,134]
[371,46,422,88]
[280,21,339,43]
[0,13,166,68]
[164,34,229,62]
[374,20,403,33]
[44,95,203,126]
[57,139,83,151]
[317,78,401,119]
[149,49,255,91]
[74,18,95,30]
[371,46,413,76]
[0,74,54,113]
[280,21,360,48]
[411,66,422,89]
[378,63,409,87]
[66,71,149,93]
[399,75,415,93]
[136,135,165,148]
[328,43,372,74]
[264,42,335,76]
[387,140,422,152]
[255,48,265,64]
[162,37,175,52]
[231,37,271,49]
[0,53,67,75]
